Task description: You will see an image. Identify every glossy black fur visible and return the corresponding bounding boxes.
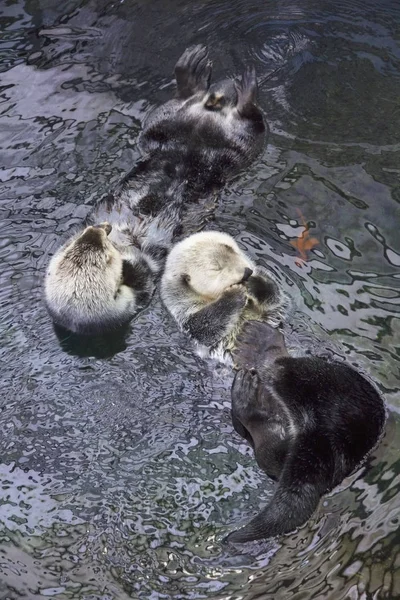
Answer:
[225,321,387,543]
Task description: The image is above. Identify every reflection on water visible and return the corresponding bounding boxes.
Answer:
[1,0,400,598]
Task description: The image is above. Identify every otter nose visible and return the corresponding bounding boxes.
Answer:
[241,267,253,283]
[94,222,112,236]
[78,226,106,248]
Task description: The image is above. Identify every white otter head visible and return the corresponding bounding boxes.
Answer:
[45,223,138,334]
[163,231,254,300]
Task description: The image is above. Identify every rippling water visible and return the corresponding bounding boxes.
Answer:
[1,1,400,598]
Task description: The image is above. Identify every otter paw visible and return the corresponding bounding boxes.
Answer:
[232,368,260,407]
[233,321,263,368]
[236,65,257,109]
[238,320,263,344]
[175,45,212,98]
[245,275,278,304]
[224,286,247,310]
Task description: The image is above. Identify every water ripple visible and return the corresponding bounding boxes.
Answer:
[1,0,400,598]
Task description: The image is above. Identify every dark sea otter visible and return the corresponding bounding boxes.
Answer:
[226,321,387,543]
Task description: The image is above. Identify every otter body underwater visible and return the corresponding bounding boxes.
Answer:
[45,45,266,335]
[225,321,387,544]
[161,230,287,363]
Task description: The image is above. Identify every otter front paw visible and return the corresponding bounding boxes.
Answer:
[245,275,279,304]
[175,45,212,98]
[231,368,260,411]
[236,65,258,111]
[183,285,247,346]
[233,321,265,369]
[223,286,247,311]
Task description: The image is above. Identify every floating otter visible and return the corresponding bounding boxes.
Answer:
[161,231,287,362]
[225,321,387,543]
[45,45,266,334]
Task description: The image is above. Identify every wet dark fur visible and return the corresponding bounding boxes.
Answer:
[225,321,387,543]
[90,44,266,270]
[46,45,266,334]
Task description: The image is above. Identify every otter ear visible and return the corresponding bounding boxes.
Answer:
[222,244,235,253]
[181,273,190,285]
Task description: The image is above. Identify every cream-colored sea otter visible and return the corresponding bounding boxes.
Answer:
[45,221,157,334]
[45,45,267,335]
[160,231,287,362]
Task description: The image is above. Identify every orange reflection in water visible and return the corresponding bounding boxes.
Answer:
[290,209,319,266]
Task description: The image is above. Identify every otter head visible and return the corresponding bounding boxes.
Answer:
[44,222,138,334]
[53,222,120,286]
[172,231,254,299]
[204,79,238,112]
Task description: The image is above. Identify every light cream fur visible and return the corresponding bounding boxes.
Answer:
[45,224,139,333]
[161,231,288,363]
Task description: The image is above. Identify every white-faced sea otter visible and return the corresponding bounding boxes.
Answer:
[45,45,266,334]
[161,230,287,363]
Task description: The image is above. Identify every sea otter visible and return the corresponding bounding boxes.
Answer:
[45,45,266,334]
[160,230,287,362]
[225,321,387,543]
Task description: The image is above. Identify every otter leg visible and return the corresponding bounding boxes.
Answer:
[175,45,212,99]
[232,369,290,481]
[231,411,255,448]
[183,286,246,346]
[236,66,264,126]
[236,66,257,109]
[121,258,155,307]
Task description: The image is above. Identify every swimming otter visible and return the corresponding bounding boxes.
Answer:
[161,231,287,362]
[45,45,266,334]
[225,321,387,543]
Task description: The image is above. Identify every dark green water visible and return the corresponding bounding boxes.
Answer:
[1,1,399,598]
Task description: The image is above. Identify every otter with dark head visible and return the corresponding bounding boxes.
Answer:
[225,321,387,544]
[45,46,266,335]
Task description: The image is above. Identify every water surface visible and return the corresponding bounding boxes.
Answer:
[1,0,400,598]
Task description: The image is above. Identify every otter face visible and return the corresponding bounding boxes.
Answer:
[170,231,254,299]
[45,222,137,333]
[186,244,252,298]
[204,79,238,112]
